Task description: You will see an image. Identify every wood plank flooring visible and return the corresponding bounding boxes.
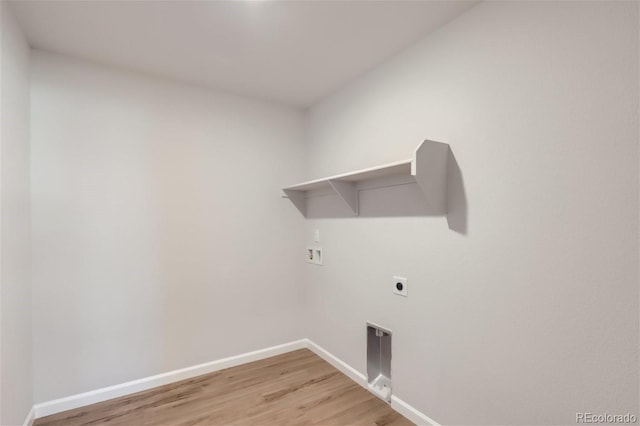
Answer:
[34,349,413,426]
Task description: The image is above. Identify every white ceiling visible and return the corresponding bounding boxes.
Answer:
[11,0,477,107]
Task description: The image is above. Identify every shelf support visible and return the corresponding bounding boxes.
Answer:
[328,179,358,216]
[412,140,449,214]
[283,189,307,217]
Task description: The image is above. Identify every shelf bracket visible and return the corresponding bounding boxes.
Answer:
[328,179,358,216]
[412,139,449,214]
[282,189,306,217]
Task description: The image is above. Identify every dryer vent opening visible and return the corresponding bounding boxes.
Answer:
[366,322,392,403]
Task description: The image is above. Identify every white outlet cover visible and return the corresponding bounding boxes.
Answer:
[307,247,323,265]
[313,229,320,242]
[393,276,407,297]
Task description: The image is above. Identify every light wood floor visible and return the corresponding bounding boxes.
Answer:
[34,349,413,426]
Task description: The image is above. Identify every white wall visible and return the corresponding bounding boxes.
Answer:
[31,51,306,403]
[303,1,638,425]
[0,2,32,425]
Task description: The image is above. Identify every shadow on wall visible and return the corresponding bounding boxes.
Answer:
[446,148,467,235]
[303,148,468,235]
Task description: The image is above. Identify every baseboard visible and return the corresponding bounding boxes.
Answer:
[33,339,307,419]
[30,337,438,425]
[305,339,439,426]
[305,339,367,387]
[391,395,441,426]
[22,406,36,426]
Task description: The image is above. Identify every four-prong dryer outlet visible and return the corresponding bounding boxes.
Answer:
[393,276,407,297]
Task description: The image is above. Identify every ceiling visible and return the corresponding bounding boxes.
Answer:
[11,0,477,107]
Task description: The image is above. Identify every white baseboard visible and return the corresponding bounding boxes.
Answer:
[22,406,36,426]
[305,339,367,387]
[33,339,307,419]
[391,395,441,426]
[30,338,438,426]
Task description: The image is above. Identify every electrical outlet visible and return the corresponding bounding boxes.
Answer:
[393,276,407,297]
[307,247,323,265]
